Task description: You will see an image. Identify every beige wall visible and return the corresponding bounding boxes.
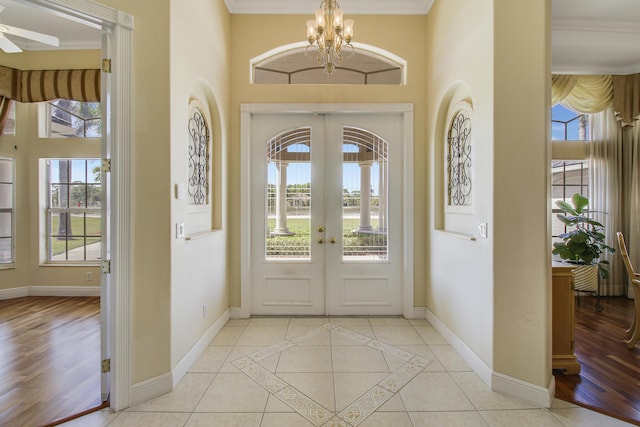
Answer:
[228,14,429,308]
[0,50,102,292]
[86,0,173,383]
[493,0,551,386]
[169,0,231,369]
[426,0,552,389]
[426,0,495,370]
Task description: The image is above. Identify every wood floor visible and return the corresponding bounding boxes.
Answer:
[1,296,638,426]
[0,296,103,427]
[554,296,640,426]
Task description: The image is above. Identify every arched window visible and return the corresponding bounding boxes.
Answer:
[252,42,406,85]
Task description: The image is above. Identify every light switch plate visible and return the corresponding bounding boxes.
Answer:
[176,222,185,238]
[478,222,488,239]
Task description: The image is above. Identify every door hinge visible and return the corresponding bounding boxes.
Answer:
[102,158,111,173]
[101,259,111,274]
[102,58,111,73]
[101,358,111,373]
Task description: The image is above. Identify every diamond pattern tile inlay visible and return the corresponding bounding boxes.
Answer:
[232,323,433,426]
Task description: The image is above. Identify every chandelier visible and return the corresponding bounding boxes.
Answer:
[305,0,354,76]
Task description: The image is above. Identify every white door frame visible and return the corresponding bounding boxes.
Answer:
[240,103,414,319]
[26,0,134,411]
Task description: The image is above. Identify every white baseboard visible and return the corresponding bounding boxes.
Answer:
[130,309,232,407]
[412,307,427,320]
[492,371,555,408]
[172,309,230,388]
[230,306,244,319]
[130,372,173,407]
[425,307,493,386]
[425,307,554,408]
[0,285,100,300]
[0,287,29,300]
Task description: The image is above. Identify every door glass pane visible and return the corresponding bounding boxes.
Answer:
[265,127,311,259]
[342,127,388,261]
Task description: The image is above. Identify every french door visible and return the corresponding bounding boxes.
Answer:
[249,112,404,315]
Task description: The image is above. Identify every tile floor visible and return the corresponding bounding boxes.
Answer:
[61,317,635,426]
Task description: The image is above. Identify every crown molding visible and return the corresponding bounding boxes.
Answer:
[551,63,640,76]
[223,0,434,15]
[553,18,640,33]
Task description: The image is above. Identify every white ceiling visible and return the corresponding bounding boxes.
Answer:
[0,0,639,75]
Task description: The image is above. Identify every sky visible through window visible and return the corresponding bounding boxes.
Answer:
[49,159,101,184]
[267,143,381,193]
[552,104,585,141]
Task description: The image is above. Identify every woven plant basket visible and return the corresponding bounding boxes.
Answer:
[572,264,599,292]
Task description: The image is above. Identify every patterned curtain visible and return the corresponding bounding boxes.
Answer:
[613,74,640,127]
[0,65,100,103]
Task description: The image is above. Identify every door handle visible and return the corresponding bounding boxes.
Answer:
[318,226,325,233]
[318,238,325,244]
[329,237,336,244]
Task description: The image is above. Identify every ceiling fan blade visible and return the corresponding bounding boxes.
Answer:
[0,24,59,47]
[0,34,22,53]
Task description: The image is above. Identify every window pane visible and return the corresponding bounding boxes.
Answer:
[265,129,311,260]
[87,159,101,183]
[0,212,11,236]
[0,238,11,263]
[69,184,87,207]
[342,128,388,261]
[46,158,101,262]
[70,159,88,182]
[551,105,588,141]
[564,186,584,198]
[48,100,102,138]
[3,102,15,135]
[0,183,11,209]
[551,185,566,199]
[564,166,587,185]
[0,158,12,182]
[550,160,588,238]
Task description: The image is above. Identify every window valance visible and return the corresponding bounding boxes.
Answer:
[613,74,640,126]
[0,65,100,103]
[552,73,640,127]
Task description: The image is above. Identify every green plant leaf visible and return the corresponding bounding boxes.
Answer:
[567,240,587,254]
[552,242,566,255]
[557,215,578,226]
[555,200,577,215]
[570,231,589,243]
[572,193,588,213]
[558,248,574,260]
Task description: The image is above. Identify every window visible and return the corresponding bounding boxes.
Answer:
[3,102,15,136]
[252,44,406,85]
[446,103,472,209]
[44,99,101,138]
[551,105,589,242]
[45,159,101,262]
[187,98,210,206]
[0,158,14,265]
[552,104,588,141]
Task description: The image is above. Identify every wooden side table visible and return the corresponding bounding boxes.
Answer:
[552,262,581,374]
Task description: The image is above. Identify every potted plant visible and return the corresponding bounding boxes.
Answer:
[552,193,615,310]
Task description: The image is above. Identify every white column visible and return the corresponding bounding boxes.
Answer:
[358,161,373,232]
[274,161,292,235]
[378,160,387,232]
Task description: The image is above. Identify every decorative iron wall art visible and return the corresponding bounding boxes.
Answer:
[447,105,472,207]
[187,99,210,206]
